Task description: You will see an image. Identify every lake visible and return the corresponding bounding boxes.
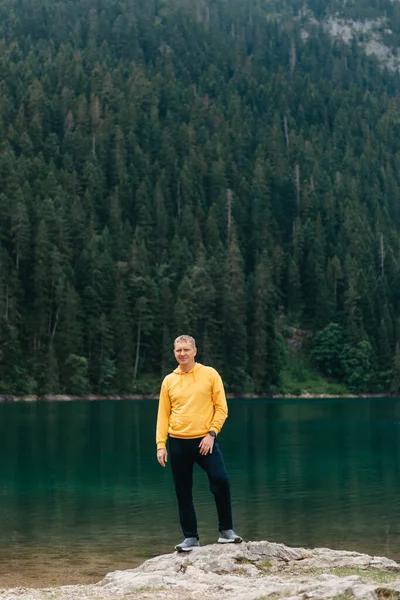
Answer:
[0,397,399,588]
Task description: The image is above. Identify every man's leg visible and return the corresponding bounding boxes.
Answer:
[196,441,233,531]
[169,437,198,538]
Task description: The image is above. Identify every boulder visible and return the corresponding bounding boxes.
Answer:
[1,540,400,600]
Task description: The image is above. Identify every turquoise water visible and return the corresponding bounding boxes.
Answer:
[0,397,399,587]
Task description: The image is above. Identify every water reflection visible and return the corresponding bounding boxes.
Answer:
[0,397,399,587]
[227,398,400,556]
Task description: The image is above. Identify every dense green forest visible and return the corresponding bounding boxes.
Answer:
[1,0,400,395]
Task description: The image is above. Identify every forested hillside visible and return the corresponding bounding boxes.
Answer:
[1,0,400,395]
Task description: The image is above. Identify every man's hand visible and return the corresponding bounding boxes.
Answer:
[157,448,168,467]
[199,433,215,456]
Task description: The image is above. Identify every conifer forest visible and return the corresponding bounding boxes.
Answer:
[1,0,400,395]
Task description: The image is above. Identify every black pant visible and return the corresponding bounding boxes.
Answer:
[169,436,233,539]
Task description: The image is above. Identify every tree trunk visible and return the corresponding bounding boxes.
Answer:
[134,320,141,380]
[295,163,301,216]
[227,188,233,240]
[5,285,8,321]
[283,115,289,151]
[380,232,385,277]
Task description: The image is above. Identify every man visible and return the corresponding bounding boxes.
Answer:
[156,334,242,552]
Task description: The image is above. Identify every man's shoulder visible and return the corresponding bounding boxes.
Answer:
[199,364,221,378]
[162,371,177,385]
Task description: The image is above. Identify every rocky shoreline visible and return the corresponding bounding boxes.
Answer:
[0,393,389,402]
[2,540,400,600]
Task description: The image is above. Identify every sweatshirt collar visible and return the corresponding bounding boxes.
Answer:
[173,362,202,374]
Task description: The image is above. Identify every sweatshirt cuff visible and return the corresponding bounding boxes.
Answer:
[157,442,166,450]
[209,425,221,435]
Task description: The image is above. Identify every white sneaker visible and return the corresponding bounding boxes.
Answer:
[175,537,200,552]
[218,529,243,544]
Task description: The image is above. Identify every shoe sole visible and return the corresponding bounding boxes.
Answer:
[217,537,243,544]
[175,546,200,552]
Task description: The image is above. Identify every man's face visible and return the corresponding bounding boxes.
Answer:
[174,340,197,370]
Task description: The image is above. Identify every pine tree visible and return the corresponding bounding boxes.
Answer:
[390,342,400,396]
[189,251,217,364]
[250,252,271,392]
[222,227,248,392]
[0,0,400,394]
[111,280,133,391]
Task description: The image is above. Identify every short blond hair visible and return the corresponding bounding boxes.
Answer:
[174,335,196,348]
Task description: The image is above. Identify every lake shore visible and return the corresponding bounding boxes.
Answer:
[0,392,389,402]
[1,540,400,600]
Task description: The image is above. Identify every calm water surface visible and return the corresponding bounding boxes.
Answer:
[0,397,399,587]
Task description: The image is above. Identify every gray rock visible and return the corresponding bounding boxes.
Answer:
[1,540,400,600]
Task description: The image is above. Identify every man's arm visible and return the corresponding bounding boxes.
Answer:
[209,369,228,434]
[156,378,171,466]
[199,369,228,456]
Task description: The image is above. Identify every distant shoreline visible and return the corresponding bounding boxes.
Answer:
[0,392,390,402]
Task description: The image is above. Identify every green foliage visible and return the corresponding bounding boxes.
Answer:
[64,354,89,395]
[98,357,117,394]
[281,351,350,396]
[341,341,374,392]
[312,324,375,391]
[390,343,400,396]
[131,376,163,395]
[0,0,399,393]
[311,323,344,378]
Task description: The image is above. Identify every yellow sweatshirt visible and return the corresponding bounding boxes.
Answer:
[156,362,228,449]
